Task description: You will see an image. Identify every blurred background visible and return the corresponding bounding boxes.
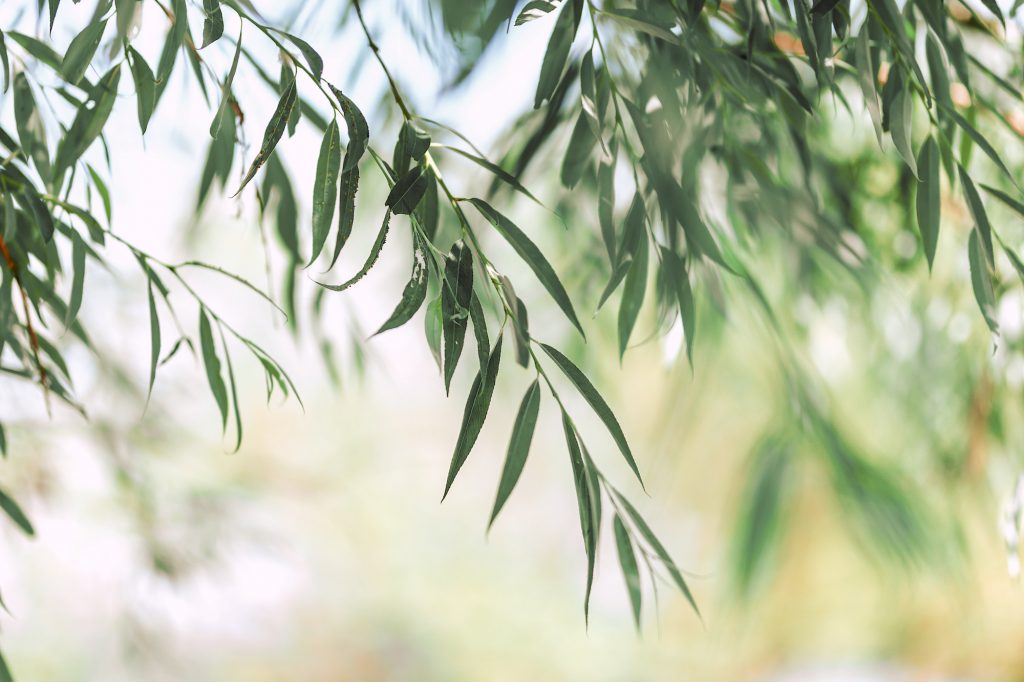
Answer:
[2,0,1024,680]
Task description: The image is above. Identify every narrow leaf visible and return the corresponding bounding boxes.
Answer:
[489,380,542,528]
[614,514,642,629]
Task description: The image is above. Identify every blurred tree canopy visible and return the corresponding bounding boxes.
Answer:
[2,0,1024,675]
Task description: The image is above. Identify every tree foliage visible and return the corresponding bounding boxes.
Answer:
[2,0,1024,671]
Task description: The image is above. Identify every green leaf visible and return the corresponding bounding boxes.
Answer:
[661,248,696,367]
[613,488,699,615]
[599,7,677,43]
[617,234,648,358]
[385,165,428,215]
[515,0,557,25]
[221,328,243,452]
[468,199,584,336]
[0,30,10,93]
[201,0,224,48]
[0,647,13,682]
[13,72,51,181]
[915,136,940,270]
[443,337,503,498]
[53,65,122,182]
[374,234,428,335]
[199,308,229,430]
[7,31,62,71]
[425,295,443,371]
[274,29,323,81]
[434,145,542,206]
[209,26,242,139]
[613,514,642,629]
[981,183,1024,218]
[393,121,430,176]
[968,229,998,334]
[442,240,474,394]
[534,0,579,108]
[854,26,883,145]
[561,111,595,189]
[561,411,599,621]
[489,379,542,528]
[890,85,917,178]
[539,343,644,488]
[64,231,86,329]
[233,77,297,196]
[146,279,160,404]
[315,210,390,291]
[61,18,106,84]
[0,487,34,537]
[309,119,342,264]
[944,105,1017,188]
[329,165,359,269]
[126,45,156,134]
[329,85,369,172]
[958,165,994,266]
[598,157,616,263]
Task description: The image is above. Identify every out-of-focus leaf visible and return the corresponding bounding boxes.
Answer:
[434,144,542,205]
[64,231,86,328]
[617,234,648,358]
[13,72,50,181]
[534,0,579,108]
[210,27,242,139]
[661,248,696,367]
[146,279,160,404]
[443,337,503,498]
[515,0,557,25]
[61,18,106,84]
[539,343,644,488]
[890,85,917,178]
[0,487,34,537]
[968,229,998,333]
[561,111,595,189]
[958,165,994,266]
[613,514,642,629]
[468,199,584,336]
[489,379,542,528]
[53,65,121,181]
[915,136,940,270]
[0,30,9,93]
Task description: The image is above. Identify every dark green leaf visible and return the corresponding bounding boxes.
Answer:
[64,231,86,328]
[442,240,474,393]
[201,0,224,48]
[539,343,644,488]
[443,337,503,498]
[561,111,595,189]
[890,85,917,178]
[489,379,542,528]
[958,165,994,266]
[915,136,940,270]
[0,487,34,536]
[468,199,584,336]
[146,279,160,404]
[315,210,390,291]
[329,85,369,172]
[385,165,428,215]
[329,165,359,268]
[233,77,297,196]
[309,119,342,264]
[374,234,428,335]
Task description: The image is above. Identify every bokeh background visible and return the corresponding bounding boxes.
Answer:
[2,1,1024,680]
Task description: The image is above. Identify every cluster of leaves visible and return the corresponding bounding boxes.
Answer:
[4,0,1024,673]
